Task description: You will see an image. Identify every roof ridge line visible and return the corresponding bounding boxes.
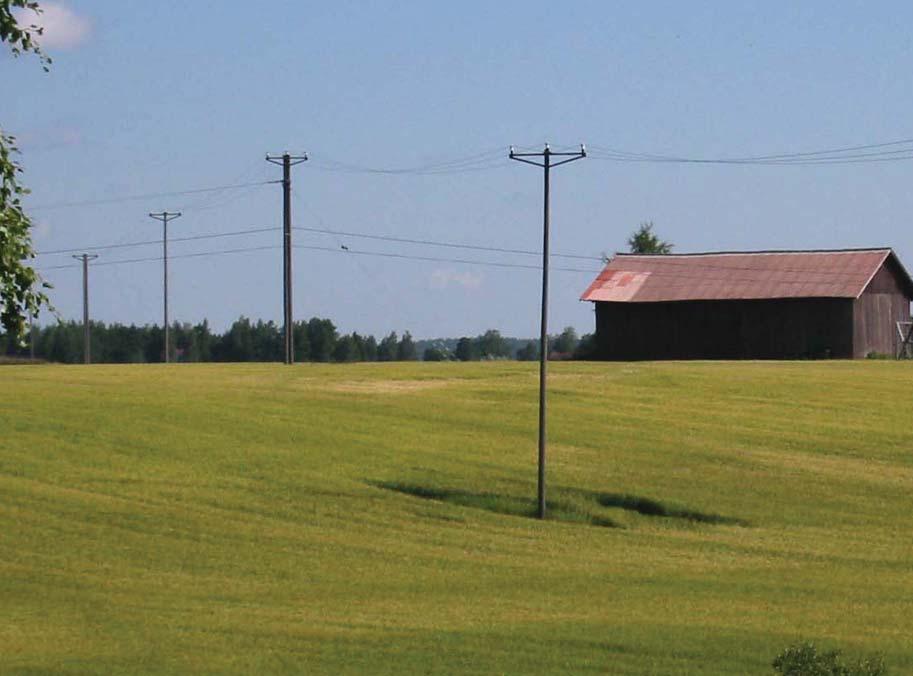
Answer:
[614,247,894,257]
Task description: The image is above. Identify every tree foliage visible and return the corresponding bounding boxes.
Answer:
[396,330,417,361]
[3,316,438,364]
[551,326,579,356]
[377,331,398,362]
[515,341,538,361]
[627,221,673,254]
[306,318,337,362]
[476,329,510,359]
[0,133,48,343]
[1,0,50,344]
[422,346,448,362]
[2,310,579,366]
[571,332,597,360]
[1,0,50,67]
[454,336,477,361]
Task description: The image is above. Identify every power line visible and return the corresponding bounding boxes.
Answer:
[35,226,276,256]
[37,223,604,262]
[173,162,274,211]
[309,148,506,175]
[40,240,889,284]
[692,137,913,162]
[588,138,913,165]
[308,137,913,173]
[295,244,600,273]
[95,245,280,267]
[37,224,882,279]
[22,133,913,219]
[309,160,506,176]
[36,242,599,274]
[27,180,277,211]
[175,182,272,213]
[590,151,913,165]
[292,225,602,261]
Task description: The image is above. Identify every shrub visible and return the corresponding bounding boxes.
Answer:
[772,642,887,676]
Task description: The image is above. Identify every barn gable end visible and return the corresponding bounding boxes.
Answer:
[853,253,913,357]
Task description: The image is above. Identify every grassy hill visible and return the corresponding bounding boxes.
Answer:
[1,361,911,674]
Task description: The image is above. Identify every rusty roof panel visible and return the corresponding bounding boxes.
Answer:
[580,249,900,303]
[584,270,651,301]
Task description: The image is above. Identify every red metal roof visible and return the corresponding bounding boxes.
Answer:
[580,249,909,303]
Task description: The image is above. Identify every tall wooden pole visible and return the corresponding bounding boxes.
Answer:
[71,253,99,364]
[148,211,181,363]
[266,151,307,364]
[509,143,586,519]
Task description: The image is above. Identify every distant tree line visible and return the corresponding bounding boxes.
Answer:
[1,318,597,364]
[422,327,595,362]
[1,317,420,364]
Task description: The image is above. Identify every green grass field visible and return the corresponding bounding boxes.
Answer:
[2,361,912,674]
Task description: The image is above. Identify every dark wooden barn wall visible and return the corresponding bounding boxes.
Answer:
[853,259,912,357]
[595,297,854,360]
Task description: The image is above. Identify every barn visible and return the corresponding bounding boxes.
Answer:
[580,248,913,360]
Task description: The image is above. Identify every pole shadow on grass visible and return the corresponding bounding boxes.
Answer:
[372,481,619,528]
[590,492,750,526]
[372,482,750,529]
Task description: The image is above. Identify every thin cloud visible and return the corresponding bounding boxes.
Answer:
[17,2,92,50]
[32,218,53,243]
[17,124,83,151]
[429,269,483,290]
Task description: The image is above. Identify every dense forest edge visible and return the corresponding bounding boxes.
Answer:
[0,317,595,364]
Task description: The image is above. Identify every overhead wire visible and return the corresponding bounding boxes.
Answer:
[24,135,913,220]
[38,237,883,288]
[35,219,606,264]
[34,225,880,279]
[682,137,913,162]
[27,136,913,289]
[27,180,277,211]
[292,225,602,261]
[587,138,913,165]
[36,241,601,275]
[175,161,275,212]
[38,245,282,271]
[174,181,269,213]
[292,244,599,274]
[308,147,507,175]
[34,226,277,257]
[292,188,403,310]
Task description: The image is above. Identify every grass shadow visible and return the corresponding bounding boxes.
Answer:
[593,492,750,526]
[373,481,619,528]
[373,481,749,529]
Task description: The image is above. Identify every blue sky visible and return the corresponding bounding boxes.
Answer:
[6,1,913,339]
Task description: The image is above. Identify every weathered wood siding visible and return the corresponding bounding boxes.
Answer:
[852,258,912,357]
[595,297,854,360]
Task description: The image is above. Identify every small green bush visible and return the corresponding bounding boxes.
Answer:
[772,642,887,676]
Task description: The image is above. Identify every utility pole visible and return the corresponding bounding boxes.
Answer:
[148,211,181,363]
[509,143,586,519]
[266,151,308,364]
[71,253,99,364]
[28,312,35,360]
